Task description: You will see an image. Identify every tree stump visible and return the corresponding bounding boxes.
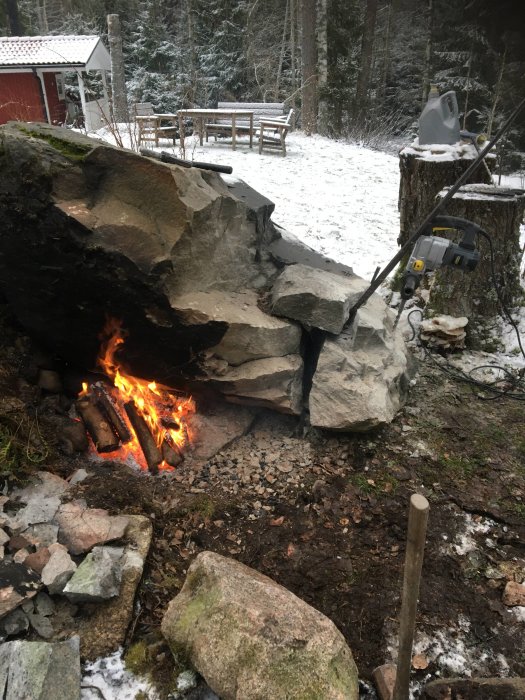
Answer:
[426,185,525,349]
[398,143,494,248]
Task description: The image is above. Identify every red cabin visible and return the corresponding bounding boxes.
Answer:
[0,35,111,131]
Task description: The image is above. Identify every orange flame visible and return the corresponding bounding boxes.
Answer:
[89,318,195,470]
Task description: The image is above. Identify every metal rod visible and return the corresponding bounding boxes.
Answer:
[393,494,430,700]
[349,96,525,317]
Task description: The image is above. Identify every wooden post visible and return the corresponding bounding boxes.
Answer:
[393,493,429,700]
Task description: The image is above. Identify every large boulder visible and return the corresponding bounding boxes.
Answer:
[161,551,359,700]
[0,123,280,384]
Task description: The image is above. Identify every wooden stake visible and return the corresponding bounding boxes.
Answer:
[124,400,162,474]
[75,395,119,453]
[393,493,429,700]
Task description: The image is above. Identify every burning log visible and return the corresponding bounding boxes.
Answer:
[75,395,120,453]
[162,436,184,467]
[92,382,132,444]
[124,400,162,474]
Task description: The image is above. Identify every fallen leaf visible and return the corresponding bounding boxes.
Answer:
[411,653,429,670]
[286,542,296,557]
[270,516,285,526]
[339,517,350,526]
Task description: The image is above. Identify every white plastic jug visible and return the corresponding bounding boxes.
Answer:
[419,87,460,145]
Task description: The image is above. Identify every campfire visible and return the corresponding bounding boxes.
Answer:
[76,319,195,473]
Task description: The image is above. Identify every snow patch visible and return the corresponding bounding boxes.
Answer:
[81,649,159,700]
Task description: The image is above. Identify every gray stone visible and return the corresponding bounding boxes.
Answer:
[208,355,304,415]
[421,677,525,699]
[55,500,129,555]
[309,295,414,431]
[28,613,54,640]
[34,593,55,617]
[63,546,124,603]
[37,370,62,393]
[171,290,301,366]
[0,637,81,700]
[162,551,358,700]
[271,263,368,334]
[67,469,89,486]
[1,608,29,636]
[13,472,69,503]
[0,530,9,547]
[21,524,59,548]
[41,543,77,595]
[10,497,61,531]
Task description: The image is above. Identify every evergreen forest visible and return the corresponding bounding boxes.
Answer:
[2,0,525,155]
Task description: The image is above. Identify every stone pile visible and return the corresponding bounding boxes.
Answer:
[0,471,151,658]
[0,122,414,433]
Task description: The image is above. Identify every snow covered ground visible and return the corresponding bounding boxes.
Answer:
[96,127,401,281]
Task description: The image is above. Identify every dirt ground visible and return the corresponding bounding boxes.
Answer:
[1,304,524,696]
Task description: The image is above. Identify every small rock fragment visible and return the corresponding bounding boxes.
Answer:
[503,581,525,607]
[63,546,124,603]
[24,547,51,575]
[1,607,29,636]
[41,543,77,595]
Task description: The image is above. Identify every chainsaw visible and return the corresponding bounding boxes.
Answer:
[394,215,482,327]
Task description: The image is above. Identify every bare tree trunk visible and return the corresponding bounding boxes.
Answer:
[354,0,378,124]
[421,0,433,107]
[107,14,129,124]
[275,0,290,99]
[301,0,318,135]
[381,0,393,99]
[316,0,328,133]
[6,0,22,35]
[486,47,506,138]
[187,0,197,106]
[290,0,297,117]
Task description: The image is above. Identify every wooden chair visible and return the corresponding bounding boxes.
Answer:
[258,109,294,156]
[134,103,177,147]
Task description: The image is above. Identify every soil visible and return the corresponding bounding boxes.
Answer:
[1,305,524,696]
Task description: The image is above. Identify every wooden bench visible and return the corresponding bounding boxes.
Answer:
[258,109,294,156]
[205,102,286,142]
[134,103,178,146]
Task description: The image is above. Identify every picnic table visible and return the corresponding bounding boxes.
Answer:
[177,108,254,151]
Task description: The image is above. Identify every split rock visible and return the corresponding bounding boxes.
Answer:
[309,295,414,430]
[208,355,304,414]
[270,263,367,334]
[55,500,128,555]
[161,551,358,700]
[171,290,301,365]
[63,546,124,603]
[0,637,81,700]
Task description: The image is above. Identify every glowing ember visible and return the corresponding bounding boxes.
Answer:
[81,318,195,471]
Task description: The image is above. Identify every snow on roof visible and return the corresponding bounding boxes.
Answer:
[0,35,110,70]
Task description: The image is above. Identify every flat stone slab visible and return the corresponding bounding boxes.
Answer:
[55,500,129,555]
[0,637,80,700]
[208,355,304,415]
[271,263,368,334]
[41,543,76,595]
[171,289,301,366]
